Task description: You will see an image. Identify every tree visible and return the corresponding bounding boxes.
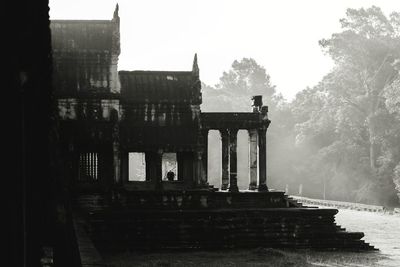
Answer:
[201,58,277,112]
[319,6,400,173]
[218,58,276,98]
[293,6,400,205]
[201,9,400,205]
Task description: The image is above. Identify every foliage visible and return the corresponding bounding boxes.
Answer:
[201,6,400,206]
[202,58,277,112]
[314,6,400,205]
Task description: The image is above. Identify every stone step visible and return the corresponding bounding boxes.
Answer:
[73,191,375,252]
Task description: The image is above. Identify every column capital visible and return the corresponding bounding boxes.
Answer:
[201,128,209,134]
[229,128,239,135]
[219,128,229,136]
[196,150,203,160]
[257,127,267,134]
[248,128,257,134]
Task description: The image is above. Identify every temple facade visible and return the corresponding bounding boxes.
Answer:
[50,5,376,252]
[51,5,270,194]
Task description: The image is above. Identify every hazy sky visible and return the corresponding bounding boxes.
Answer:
[49,0,399,101]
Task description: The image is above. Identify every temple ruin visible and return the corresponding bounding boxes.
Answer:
[50,5,376,252]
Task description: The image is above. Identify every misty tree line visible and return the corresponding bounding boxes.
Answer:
[201,6,400,206]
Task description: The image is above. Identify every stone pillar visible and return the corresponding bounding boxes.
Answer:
[121,152,129,183]
[229,129,239,192]
[176,152,184,182]
[258,128,268,191]
[248,129,258,190]
[220,129,229,190]
[112,122,121,185]
[146,151,163,190]
[195,151,207,188]
[155,150,163,191]
[145,152,155,182]
[201,129,209,186]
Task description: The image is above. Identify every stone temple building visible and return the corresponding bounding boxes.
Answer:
[49,5,375,255]
[51,5,269,193]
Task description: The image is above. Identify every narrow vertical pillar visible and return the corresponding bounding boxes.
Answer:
[112,116,121,184]
[177,152,184,182]
[145,152,155,182]
[121,152,128,183]
[145,151,163,190]
[220,129,229,190]
[248,129,258,190]
[229,129,239,192]
[155,150,163,190]
[194,151,207,188]
[85,153,88,180]
[258,128,268,191]
[201,129,209,186]
[113,139,120,184]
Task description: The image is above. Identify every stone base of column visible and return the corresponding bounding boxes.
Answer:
[196,181,210,189]
[258,184,269,191]
[248,184,257,190]
[229,185,239,192]
[221,184,229,190]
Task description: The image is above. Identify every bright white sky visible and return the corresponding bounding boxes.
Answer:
[49,0,399,101]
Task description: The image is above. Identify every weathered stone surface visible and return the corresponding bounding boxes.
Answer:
[51,6,375,254]
[74,191,375,252]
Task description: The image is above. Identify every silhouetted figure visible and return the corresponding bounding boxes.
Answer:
[167,170,175,181]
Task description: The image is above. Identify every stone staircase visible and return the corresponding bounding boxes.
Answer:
[85,208,375,252]
[73,190,377,252]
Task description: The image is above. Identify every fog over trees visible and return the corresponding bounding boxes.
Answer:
[201,6,400,207]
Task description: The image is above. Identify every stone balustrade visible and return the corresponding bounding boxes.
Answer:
[291,196,388,213]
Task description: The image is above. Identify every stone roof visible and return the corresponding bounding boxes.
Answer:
[119,68,201,104]
[50,5,120,54]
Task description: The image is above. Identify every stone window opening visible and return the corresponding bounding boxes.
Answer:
[79,152,98,181]
[166,75,178,81]
[128,152,146,181]
[162,153,178,181]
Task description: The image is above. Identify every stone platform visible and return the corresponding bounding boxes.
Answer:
[73,190,376,252]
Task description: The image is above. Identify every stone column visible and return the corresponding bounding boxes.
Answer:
[229,129,239,192]
[220,129,229,190]
[248,129,258,190]
[146,151,163,190]
[258,128,268,191]
[112,123,121,185]
[145,152,155,182]
[176,152,184,182]
[121,152,129,183]
[195,151,207,188]
[155,150,163,191]
[201,129,209,186]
